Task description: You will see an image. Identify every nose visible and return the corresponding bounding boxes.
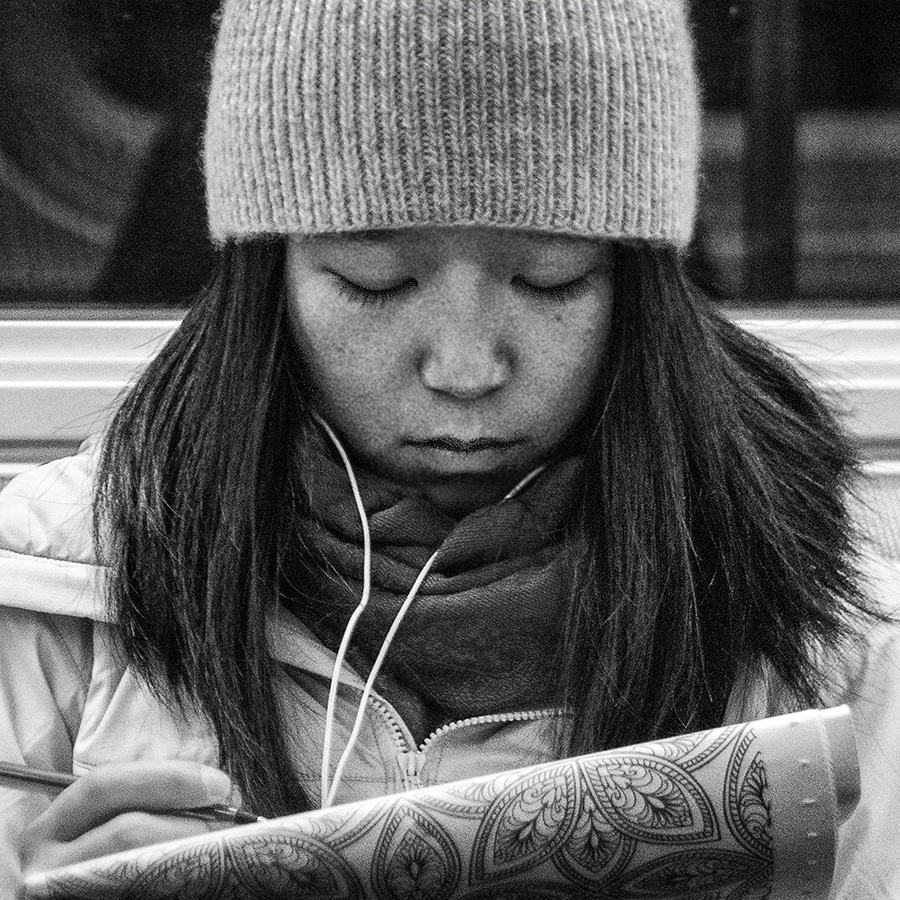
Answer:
[418,277,512,401]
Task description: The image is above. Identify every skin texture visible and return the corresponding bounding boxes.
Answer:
[286,225,615,516]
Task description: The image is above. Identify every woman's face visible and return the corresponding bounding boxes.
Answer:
[286,226,614,516]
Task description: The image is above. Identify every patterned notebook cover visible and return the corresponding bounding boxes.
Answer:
[26,707,856,900]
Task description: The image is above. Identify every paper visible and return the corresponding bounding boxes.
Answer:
[25,706,858,899]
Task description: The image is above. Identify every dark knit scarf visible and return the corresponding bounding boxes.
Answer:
[284,430,582,742]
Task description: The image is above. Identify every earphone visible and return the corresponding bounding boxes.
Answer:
[314,414,547,807]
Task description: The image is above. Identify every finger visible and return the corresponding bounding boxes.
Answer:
[31,761,231,843]
[24,810,217,874]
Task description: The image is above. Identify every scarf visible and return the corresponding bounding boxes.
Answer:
[284,429,583,742]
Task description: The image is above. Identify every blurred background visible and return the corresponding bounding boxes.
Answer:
[1,0,899,309]
[1,1,899,488]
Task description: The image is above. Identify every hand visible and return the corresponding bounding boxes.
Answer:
[20,761,234,875]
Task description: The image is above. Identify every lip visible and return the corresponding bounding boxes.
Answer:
[408,436,522,454]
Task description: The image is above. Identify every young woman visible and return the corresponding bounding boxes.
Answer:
[2,1,899,897]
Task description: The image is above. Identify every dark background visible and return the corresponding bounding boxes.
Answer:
[1,0,899,308]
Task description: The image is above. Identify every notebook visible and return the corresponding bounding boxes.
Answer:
[25,706,856,900]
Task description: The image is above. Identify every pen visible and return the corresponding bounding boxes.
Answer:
[0,762,265,825]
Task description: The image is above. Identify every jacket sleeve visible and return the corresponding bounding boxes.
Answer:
[0,442,107,622]
[0,606,92,900]
[830,553,900,900]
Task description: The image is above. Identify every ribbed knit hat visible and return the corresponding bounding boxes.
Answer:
[205,0,700,246]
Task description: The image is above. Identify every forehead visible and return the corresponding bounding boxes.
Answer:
[289,226,613,269]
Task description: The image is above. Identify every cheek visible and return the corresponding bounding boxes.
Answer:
[285,268,397,444]
[290,311,402,444]
[535,302,612,409]
[290,304,358,401]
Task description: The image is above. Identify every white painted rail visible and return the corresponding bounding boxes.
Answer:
[1,319,178,446]
[1,311,899,479]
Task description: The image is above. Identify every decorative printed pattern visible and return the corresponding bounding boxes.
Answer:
[30,713,847,900]
[580,755,717,841]
[554,785,635,889]
[471,763,578,881]
[726,731,774,864]
[614,849,771,899]
[372,802,462,900]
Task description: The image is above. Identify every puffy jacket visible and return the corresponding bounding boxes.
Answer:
[2,439,900,899]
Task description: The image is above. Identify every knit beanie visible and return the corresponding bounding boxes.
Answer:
[205,0,700,247]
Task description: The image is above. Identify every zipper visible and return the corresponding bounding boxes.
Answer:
[366,693,424,790]
[397,749,427,790]
[367,693,413,752]
[419,708,564,754]
[366,696,566,791]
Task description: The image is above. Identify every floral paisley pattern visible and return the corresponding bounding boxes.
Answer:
[725,731,774,862]
[555,786,635,888]
[581,755,717,840]
[421,770,522,820]
[28,713,849,900]
[471,763,578,881]
[614,849,771,899]
[48,832,364,900]
[372,802,462,900]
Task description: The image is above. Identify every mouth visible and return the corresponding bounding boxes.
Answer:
[408,436,522,454]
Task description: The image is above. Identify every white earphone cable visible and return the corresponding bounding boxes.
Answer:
[324,547,440,808]
[314,414,549,807]
[503,461,549,499]
[314,415,372,807]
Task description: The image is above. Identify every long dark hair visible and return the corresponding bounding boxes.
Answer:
[559,245,869,756]
[96,239,872,816]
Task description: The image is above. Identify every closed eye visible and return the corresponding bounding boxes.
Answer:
[512,275,590,302]
[327,271,417,306]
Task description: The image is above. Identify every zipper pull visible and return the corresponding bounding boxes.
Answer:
[397,750,425,789]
